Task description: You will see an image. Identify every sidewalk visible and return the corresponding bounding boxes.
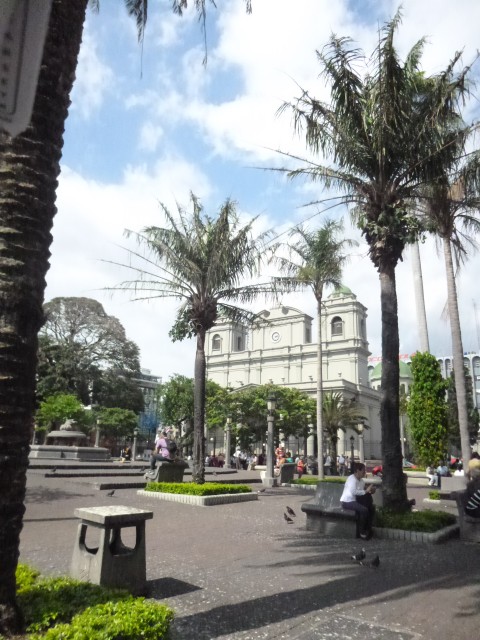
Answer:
[20,469,480,639]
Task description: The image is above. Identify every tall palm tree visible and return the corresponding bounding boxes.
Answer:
[277,10,473,510]
[271,219,355,478]
[111,193,275,483]
[322,392,364,474]
[422,166,480,467]
[0,2,251,633]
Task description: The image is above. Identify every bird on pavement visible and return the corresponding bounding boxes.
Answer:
[351,548,366,562]
[360,554,380,568]
[106,490,115,497]
[284,513,294,524]
[286,506,296,517]
[60,451,65,458]
[258,488,266,493]
[51,467,57,474]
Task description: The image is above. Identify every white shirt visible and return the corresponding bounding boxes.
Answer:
[340,473,367,502]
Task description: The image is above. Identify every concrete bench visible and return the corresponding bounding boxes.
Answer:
[70,505,153,595]
[301,478,383,538]
[437,475,466,493]
[144,460,189,483]
[452,490,480,542]
[260,462,297,487]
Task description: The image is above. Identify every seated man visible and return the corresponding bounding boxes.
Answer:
[149,428,176,471]
[340,462,376,540]
[462,474,480,518]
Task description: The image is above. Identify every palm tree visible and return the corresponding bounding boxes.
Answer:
[322,392,364,474]
[111,193,275,483]
[271,219,355,478]
[422,166,480,467]
[277,10,473,510]
[0,2,251,633]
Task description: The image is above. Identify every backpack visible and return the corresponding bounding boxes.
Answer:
[165,440,177,454]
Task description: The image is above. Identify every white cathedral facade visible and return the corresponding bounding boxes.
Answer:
[205,286,382,459]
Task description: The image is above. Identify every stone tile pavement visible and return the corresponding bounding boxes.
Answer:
[20,470,480,640]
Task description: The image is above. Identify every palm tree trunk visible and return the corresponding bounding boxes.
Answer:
[316,300,325,479]
[379,265,409,510]
[0,1,88,633]
[192,329,206,483]
[443,238,470,467]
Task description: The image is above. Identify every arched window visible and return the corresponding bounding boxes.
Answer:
[212,334,221,351]
[331,316,343,337]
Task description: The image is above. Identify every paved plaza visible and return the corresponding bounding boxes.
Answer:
[20,467,480,639]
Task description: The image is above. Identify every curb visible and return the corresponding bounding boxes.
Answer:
[137,490,258,506]
[373,523,459,544]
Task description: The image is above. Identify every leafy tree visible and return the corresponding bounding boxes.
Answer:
[36,394,86,430]
[271,219,355,478]
[111,194,277,483]
[322,392,364,474]
[0,3,251,631]
[407,352,448,466]
[37,298,142,410]
[278,10,473,510]
[97,407,139,439]
[446,368,479,452]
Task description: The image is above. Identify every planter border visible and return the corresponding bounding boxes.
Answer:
[137,489,258,506]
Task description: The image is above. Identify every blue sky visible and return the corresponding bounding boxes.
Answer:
[46,0,480,380]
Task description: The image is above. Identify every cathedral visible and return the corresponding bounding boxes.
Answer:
[205,285,382,459]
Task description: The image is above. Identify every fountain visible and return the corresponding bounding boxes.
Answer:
[29,418,111,461]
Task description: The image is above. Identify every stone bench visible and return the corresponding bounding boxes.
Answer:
[260,462,297,487]
[437,475,466,493]
[70,505,153,595]
[452,490,480,542]
[301,478,383,538]
[144,460,189,483]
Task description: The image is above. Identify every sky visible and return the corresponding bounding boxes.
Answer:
[46,0,480,381]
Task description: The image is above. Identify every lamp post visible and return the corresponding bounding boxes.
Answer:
[209,436,216,456]
[132,427,139,461]
[357,422,365,464]
[263,392,277,487]
[350,435,355,474]
[225,416,232,468]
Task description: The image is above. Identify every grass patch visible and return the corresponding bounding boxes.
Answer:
[374,508,456,532]
[12,564,174,639]
[428,490,441,500]
[144,481,252,495]
[292,476,347,485]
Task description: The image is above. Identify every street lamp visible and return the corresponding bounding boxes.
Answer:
[132,427,139,461]
[350,435,355,474]
[263,392,277,487]
[357,422,365,464]
[225,416,232,468]
[209,436,216,456]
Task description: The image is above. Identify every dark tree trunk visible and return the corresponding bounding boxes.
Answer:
[379,265,409,511]
[0,0,88,633]
[192,329,206,483]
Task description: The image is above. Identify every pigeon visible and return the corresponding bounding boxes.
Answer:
[284,513,294,524]
[258,488,266,493]
[60,451,66,458]
[286,506,296,517]
[351,548,366,562]
[106,490,115,497]
[51,467,57,474]
[360,554,380,568]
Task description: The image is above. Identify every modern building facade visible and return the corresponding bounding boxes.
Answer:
[206,286,382,459]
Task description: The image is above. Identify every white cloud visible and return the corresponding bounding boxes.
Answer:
[70,30,114,119]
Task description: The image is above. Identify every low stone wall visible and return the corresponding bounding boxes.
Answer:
[137,490,258,506]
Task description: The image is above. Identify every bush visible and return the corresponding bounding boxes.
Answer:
[30,598,174,640]
[145,481,252,495]
[14,565,174,640]
[292,477,319,485]
[429,490,441,500]
[374,508,456,532]
[292,476,347,485]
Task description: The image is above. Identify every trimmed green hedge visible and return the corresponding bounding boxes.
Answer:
[14,565,174,639]
[374,508,456,532]
[292,476,346,485]
[144,481,252,495]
